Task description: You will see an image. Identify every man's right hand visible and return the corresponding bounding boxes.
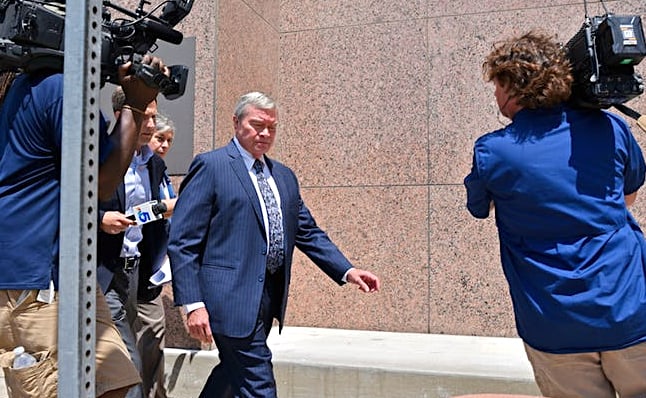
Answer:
[100,211,135,234]
[118,55,169,111]
[186,307,214,344]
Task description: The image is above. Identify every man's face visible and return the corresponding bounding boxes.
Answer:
[138,101,158,147]
[494,79,510,112]
[234,105,278,159]
[493,79,519,119]
[148,130,174,159]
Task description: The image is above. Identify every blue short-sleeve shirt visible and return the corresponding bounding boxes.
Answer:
[0,73,110,289]
[465,105,646,353]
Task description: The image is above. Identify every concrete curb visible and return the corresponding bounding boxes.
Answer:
[0,327,541,398]
[164,327,540,398]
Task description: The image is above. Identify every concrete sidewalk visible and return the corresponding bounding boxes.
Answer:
[0,327,541,397]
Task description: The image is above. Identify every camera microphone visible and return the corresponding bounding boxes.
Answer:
[139,19,183,45]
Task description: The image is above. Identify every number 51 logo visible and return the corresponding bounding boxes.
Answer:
[131,201,162,225]
[137,209,152,223]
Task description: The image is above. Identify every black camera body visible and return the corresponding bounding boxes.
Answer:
[565,13,646,108]
[0,0,192,100]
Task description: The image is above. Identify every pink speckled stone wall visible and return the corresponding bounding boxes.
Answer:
[161,0,646,347]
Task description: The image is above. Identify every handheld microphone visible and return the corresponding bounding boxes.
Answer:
[126,200,167,225]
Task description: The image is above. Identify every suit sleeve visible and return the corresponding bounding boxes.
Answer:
[168,154,216,305]
[294,193,353,285]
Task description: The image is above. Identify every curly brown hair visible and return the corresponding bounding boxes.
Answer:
[483,31,573,109]
[0,71,17,109]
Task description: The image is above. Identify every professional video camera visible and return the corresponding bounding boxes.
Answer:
[0,0,193,100]
[565,2,646,109]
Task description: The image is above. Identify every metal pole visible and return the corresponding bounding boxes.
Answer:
[58,0,102,396]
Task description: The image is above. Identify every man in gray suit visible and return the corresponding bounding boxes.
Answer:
[168,91,380,397]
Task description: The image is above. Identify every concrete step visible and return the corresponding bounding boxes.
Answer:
[165,327,541,398]
[0,327,541,398]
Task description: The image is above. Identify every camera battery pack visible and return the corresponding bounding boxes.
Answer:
[597,14,646,66]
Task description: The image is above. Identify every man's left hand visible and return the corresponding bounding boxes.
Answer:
[346,268,380,293]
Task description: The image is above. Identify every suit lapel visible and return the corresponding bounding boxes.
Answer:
[266,158,289,214]
[147,155,164,201]
[227,142,265,230]
[117,182,126,211]
[118,154,165,211]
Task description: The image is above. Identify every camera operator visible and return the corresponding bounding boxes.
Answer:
[0,54,169,398]
[465,31,646,397]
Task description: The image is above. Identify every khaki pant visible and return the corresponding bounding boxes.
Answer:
[0,288,141,397]
[136,294,168,398]
[525,342,646,398]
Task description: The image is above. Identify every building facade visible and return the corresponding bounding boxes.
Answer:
[147,0,646,347]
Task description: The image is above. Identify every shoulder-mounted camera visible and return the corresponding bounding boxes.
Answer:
[0,0,193,100]
[565,10,646,109]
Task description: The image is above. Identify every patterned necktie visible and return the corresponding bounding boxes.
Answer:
[253,159,284,273]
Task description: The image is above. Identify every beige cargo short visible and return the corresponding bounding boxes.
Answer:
[0,288,140,397]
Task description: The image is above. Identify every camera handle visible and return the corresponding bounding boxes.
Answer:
[131,63,188,100]
[614,104,646,133]
[133,63,173,92]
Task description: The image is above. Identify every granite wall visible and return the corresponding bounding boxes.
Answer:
[159,0,646,348]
